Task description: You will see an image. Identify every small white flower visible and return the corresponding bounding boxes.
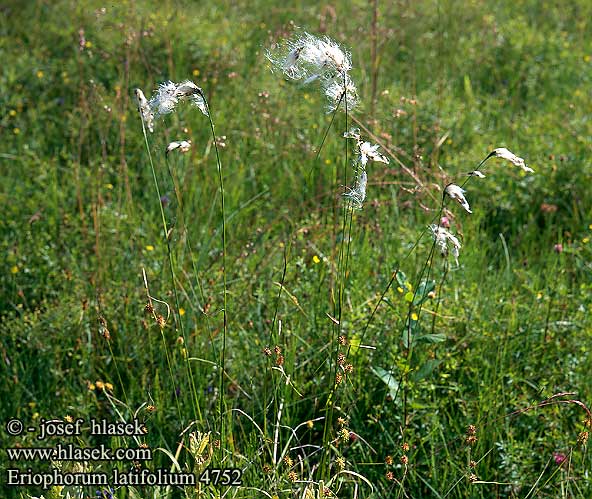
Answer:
[445,184,472,214]
[343,169,367,210]
[493,147,533,173]
[431,225,462,266]
[166,140,192,155]
[135,88,154,132]
[467,170,486,178]
[359,141,389,167]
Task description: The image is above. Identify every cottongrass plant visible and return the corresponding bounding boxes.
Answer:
[269,28,543,497]
[350,146,533,494]
[135,79,229,444]
[356,146,533,351]
[268,29,396,486]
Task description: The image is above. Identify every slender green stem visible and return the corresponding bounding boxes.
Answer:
[307,91,346,181]
[321,72,351,478]
[139,118,185,422]
[164,155,204,424]
[352,151,496,354]
[431,260,449,335]
[200,90,228,444]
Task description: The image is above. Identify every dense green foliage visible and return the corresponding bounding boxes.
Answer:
[1,1,591,498]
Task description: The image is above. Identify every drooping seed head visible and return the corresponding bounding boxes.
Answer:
[135,88,154,132]
[493,147,533,173]
[445,184,472,214]
[166,140,192,155]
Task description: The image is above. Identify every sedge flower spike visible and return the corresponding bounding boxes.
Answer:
[150,81,179,117]
[267,31,357,113]
[323,74,358,113]
[493,148,533,173]
[467,170,486,178]
[445,184,472,214]
[343,169,367,210]
[166,140,192,155]
[359,141,389,167]
[135,88,154,133]
[344,128,390,167]
[431,224,462,266]
[148,80,208,121]
[175,80,208,116]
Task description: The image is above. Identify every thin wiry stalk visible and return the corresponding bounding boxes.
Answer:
[199,89,229,443]
[96,293,129,406]
[349,151,497,430]
[262,245,289,439]
[165,155,224,426]
[164,155,209,422]
[139,115,196,424]
[307,92,345,180]
[321,73,351,478]
[402,219,439,432]
[431,259,449,335]
[352,151,496,355]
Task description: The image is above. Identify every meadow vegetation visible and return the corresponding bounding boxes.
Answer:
[1,1,591,498]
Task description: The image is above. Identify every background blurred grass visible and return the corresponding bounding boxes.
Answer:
[1,0,591,498]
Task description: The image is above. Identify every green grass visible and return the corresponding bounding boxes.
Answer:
[1,1,591,498]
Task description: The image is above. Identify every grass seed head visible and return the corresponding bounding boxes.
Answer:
[493,147,533,173]
[166,140,192,155]
[445,184,472,214]
[135,88,154,132]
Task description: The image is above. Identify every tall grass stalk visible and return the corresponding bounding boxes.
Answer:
[138,113,200,425]
[321,78,352,478]
[198,89,229,445]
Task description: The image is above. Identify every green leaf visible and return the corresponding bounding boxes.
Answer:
[413,280,436,306]
[415,333,447,344]
[371,366,400,400]
[401,316,419,348]
[411,359,443,381]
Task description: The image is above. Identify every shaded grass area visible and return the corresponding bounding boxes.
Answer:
[1,1,591,498]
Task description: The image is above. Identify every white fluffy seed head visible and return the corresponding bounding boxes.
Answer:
[267,31,356,113]
[431,224,462,266]
[359,141,389,167]
[145,80,209,120]
[175,80,200,97]
[135,88,154,132]
[150,81,179,117]
[343,169,368,210]
[445,184,472,214]
[166,140,192,155]
[493,147,533,173]
[323,74,358,113]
